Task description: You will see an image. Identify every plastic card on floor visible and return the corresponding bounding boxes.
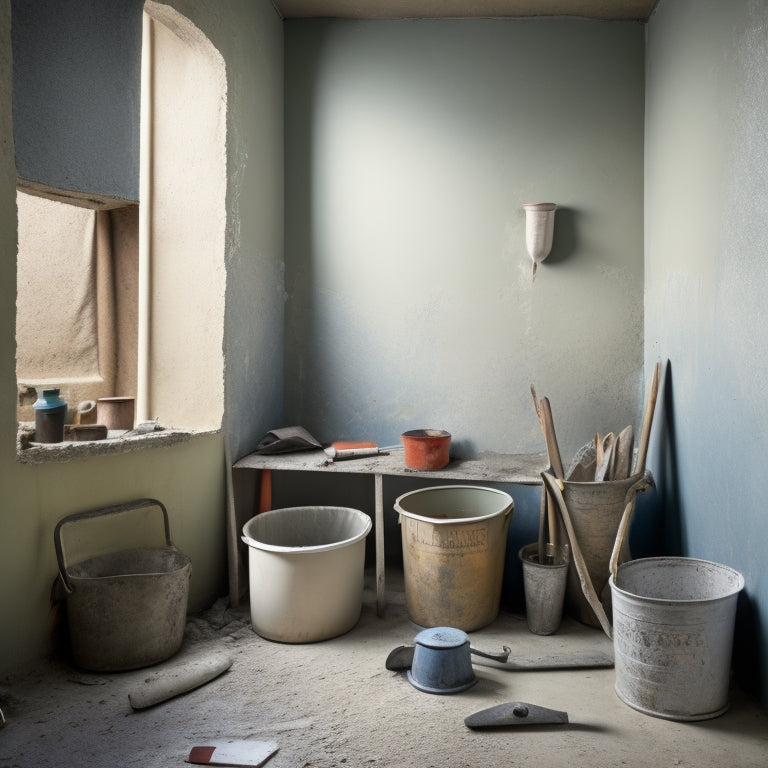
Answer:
[187,740,279,768]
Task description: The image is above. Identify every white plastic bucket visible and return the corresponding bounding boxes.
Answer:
[242,506,372,643]
[394,485,514,631]
[609,557,744,721]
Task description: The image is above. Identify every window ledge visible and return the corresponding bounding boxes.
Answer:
[16,424,217,464]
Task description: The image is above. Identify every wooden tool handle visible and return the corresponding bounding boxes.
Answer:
[540,397,565,479]
[634,361,660,475]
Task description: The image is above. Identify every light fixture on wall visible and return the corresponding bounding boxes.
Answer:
[523,202,557,278]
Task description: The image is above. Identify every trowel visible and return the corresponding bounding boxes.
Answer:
[323,442,400,462]
[465,701,569,728]
[385,644,613,671]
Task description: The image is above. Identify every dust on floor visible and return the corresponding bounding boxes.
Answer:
[1,588,767,768]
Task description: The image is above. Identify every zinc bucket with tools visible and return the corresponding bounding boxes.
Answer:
[53,499,191,672]
[610,557,744,721]
[394,485,513,631]
[541,471,652,634]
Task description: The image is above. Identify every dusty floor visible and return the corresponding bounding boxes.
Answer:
[1,573,767,768]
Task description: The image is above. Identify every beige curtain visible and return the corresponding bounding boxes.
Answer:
[15,190,133,420]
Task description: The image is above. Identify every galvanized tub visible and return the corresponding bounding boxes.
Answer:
[394,485,513,631]
[609,557,744,721]
[54,499,191,672]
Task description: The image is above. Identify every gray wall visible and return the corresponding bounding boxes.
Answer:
[645,0,768,704]
[284,18,646,463]
[11,0,143,202]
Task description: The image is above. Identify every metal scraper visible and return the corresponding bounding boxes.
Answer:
[465,701,569,728]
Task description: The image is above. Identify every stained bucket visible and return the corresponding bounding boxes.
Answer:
[53,499,191,672]
[394,485,513,631]
[242,506,371,643]
[609,557,744,721]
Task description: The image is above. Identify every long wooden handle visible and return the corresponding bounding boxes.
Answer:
[633,361,660,475]
[609,471,654,581]
[540,397,565,479]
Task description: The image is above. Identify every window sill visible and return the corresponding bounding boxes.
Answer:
[16,423,217,464]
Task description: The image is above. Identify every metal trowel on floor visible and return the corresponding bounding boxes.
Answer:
[465,702,569,728]
[385,644,613,671]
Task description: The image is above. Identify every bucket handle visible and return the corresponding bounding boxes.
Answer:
[53,498,173,595]
[540,471,652,640]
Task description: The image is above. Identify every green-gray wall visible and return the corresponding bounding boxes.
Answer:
[0,0,283,673]
[645,0,768,704]
[284,18,646,462]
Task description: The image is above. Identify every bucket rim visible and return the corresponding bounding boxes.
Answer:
[241,505,372,553]
[518,541,570,569]
[393,484,513,525]
[558,470,648,488]
[65,545,191,581]
[609,556,745,604]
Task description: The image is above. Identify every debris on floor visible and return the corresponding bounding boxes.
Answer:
[186,739,279,767]
[128,650,234,710]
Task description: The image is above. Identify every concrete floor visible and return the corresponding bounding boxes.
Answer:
[1,573,767,768]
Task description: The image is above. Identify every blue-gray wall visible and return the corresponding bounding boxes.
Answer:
[283,18,646,463]
[11,0,143,202]
[645,0,768,704]
[280,17,648,617]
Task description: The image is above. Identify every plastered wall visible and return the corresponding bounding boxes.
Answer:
[0,0,284,674]
[645,0,768,706]
[11,0,143,203]
[284,18,646,464]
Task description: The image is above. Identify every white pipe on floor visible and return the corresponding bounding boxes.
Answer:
[137,12,154,423]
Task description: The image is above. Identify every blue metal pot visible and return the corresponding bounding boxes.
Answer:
[406,627,477,694]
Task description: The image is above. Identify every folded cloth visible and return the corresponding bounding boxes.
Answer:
[254,426,322,454]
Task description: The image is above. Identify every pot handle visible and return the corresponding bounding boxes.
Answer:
[470,645,511,664]
[53,498,172,595]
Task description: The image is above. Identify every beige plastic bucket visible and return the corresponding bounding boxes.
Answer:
[610,557,744,721]
[242,506,371,643]
[394,485,514,631]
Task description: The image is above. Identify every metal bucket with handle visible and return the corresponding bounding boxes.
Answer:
[53,498,191,671]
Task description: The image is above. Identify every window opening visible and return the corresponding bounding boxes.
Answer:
[15,3,226,454]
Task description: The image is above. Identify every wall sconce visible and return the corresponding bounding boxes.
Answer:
[523,202,557,278]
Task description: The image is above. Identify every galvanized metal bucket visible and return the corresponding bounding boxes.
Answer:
[610,557,744,721]
[53,499,191,672]
[519,542,570,635]
[541,471,653,634]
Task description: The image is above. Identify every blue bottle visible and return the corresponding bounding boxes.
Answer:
[33,388,67,443]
